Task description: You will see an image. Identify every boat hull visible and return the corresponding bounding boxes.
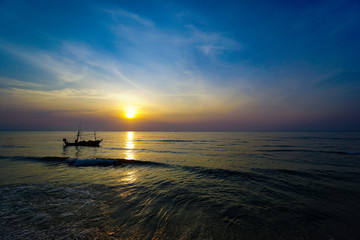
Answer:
[64,140,102,147]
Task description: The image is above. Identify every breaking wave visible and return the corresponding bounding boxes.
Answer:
[3,155,359,186]
[4,156,168,168]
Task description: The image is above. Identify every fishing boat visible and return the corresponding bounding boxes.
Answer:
[63,126,102,147]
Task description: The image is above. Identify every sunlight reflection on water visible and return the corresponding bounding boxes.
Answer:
[119,170,137,184]
[125,132,135,160]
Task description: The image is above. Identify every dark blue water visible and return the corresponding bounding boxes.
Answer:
[0,131,360,239]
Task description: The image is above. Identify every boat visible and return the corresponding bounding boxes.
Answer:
[63,125,102,147]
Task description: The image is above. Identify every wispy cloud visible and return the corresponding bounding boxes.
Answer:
[107,8,240,61]
[105,9,154,27]
[0,76,45,89]
[0,36,245,121]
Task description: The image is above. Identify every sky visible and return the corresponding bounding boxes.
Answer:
[0,0,359,131]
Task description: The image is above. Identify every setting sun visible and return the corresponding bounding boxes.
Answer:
[125,109,136,118]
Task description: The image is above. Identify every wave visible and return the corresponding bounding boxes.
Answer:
[3,155,359,187]
[179,165,273,183]
[258,149,360,155]
[0,155,293,182]
[5,156,169,168]
[261,145,295,148]
[134,139,217,143]
[67,158,167,167]
[64,158,267,183]
[281,136,360,141]
[103,147,189,155]
[0,145,27,149]
[13,156,308,183]
[62,157,275,183]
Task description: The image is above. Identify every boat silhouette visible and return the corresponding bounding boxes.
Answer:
[63,125,102,147]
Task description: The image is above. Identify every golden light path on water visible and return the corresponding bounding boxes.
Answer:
[116,131,137,185]
[125,131,135,160]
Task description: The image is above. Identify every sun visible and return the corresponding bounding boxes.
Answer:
[125,109,136,118]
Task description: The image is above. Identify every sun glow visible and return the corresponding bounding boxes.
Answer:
[125,109,136,118]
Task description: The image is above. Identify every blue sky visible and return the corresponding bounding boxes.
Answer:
[0,0,359,130]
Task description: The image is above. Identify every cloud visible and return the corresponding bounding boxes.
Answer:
[105,8,154,27]
[0,36,245,123]
[0,76,45,89]
[106,8,240,61]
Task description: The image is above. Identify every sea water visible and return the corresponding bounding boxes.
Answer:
[0,131,359,239]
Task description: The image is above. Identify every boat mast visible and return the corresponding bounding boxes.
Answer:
[76,122,81,142]
[94,131,97,140]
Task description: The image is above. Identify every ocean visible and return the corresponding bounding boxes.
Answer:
[0,131,360,239]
